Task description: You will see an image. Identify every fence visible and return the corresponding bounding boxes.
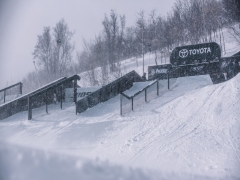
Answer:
[0,75,80,120]
[76,70,142,114]
[0,82,23,104]
[120,68,179,115]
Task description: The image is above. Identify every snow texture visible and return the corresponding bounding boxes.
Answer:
[0,74,240,179]
[1,26,240,180]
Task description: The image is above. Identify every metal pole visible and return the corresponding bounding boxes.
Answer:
[73,79,77,104]
[145,89,147,102]
[20,83,22,94]
[60,85,63,109]
[157,80,159,96]
[132,97,134,111]
[120,94,122,116]
[3,90,6,103]
[28,96,32,120]
[168,73,170,90]
[76,104,78,115]
[45,93,48,114]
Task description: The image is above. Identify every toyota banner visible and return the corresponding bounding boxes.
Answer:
[170,42,221,66]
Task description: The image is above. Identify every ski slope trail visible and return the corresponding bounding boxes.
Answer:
[0,75,240,179]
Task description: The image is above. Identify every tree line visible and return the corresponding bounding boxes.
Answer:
[22,0,240,93]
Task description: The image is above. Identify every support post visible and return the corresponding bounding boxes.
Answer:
[145,89,147,102]
[73,79,77,104]
[76,103,77,115]
[131,97,134,111]
[120,94,122,116]
[28,96,32,120]
[19,83,23,95]
[157,80,159,96]
[45,93,48,114]
[168,73,170,90]
[3,90,6,103]
[60,85,63,109]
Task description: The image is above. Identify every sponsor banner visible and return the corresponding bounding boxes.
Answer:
[148,64,172,80]
[170,42,221,66]
[65,87,101,102]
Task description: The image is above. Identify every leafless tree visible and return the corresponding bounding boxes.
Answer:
[33,19,74,83]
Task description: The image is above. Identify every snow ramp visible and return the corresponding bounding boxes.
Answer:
[120,75,213,115]
[0,74,240,179]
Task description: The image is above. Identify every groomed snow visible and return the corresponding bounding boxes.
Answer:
[1,25,240,180]
[0,74,240,179]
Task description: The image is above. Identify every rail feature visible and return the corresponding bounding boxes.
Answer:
[0,75,80,120]
[76,71,142,114]
[0,82,23,104]
[120,69,180,115]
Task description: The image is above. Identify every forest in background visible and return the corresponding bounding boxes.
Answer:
[22,0,240,93]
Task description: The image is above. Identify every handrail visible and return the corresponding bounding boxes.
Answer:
[0,77,67,108]
[120,70,179,115]
[168,66,181,74]
[76,70,142,114]
[76,70,140,104]
[0,82,23,104]
[121,80,157,100]
[0,75,80,120]
[0,82,23,93]
[30,75,80,97]
[28,74,80,120]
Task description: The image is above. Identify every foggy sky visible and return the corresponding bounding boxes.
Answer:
[0,0,176,89]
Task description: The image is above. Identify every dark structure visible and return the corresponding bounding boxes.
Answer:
[76,71,142,114]
[0,82,23,103]
[0,75,80,120]
[147,42,240,84]
[148,64,172,80]
[170,42,221,66]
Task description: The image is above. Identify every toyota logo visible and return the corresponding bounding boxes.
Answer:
[179,49,188,58]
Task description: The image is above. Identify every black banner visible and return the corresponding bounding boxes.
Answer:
[170,42,221,66]
[148,64,172,80]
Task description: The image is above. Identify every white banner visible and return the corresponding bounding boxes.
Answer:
[65,87,100,102]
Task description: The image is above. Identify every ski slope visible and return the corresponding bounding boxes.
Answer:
[0,74,240,179]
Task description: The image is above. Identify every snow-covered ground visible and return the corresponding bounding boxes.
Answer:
[1,26,240,180]
[1,74,240,179]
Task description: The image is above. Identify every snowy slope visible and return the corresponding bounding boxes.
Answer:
[0,74,240,179]
[1,25,240,179]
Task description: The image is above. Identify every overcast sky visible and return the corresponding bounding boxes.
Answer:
[0,0,176,89]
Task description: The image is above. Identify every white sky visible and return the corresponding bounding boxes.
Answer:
[0,0,176,89]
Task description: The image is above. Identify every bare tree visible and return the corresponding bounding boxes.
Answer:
[33,27,52,81]
[33,19,74,83]
[53,19,75,78]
